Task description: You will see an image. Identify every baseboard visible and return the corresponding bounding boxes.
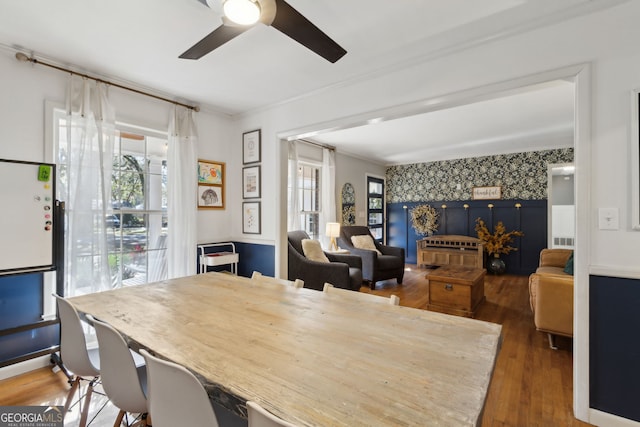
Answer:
[0,355,52,381]
[590,408,640,427]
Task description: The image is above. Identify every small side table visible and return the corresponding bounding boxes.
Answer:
[198,242,239,275]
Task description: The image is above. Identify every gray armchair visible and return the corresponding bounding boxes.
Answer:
[338,226,405,289]
[288,230,363,291]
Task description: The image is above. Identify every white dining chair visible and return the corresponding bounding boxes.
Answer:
[247,401,298,427]
[140,349,220,427]
[322,283,400,305]
[53,294,101,427]
[251,271,304,288]
[87,314,149,427]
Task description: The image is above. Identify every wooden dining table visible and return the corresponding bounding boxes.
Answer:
[68,272,502,426]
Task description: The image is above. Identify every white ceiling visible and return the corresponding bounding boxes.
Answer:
[0,0,612,164]
[310,79,575,165]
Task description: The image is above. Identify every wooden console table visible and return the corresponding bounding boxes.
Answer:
[417,235,484,268]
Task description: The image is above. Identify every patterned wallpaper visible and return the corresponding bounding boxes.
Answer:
[386,148,574,203]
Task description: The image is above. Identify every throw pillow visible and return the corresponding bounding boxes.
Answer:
[301,239,330,263]
[351,235,382,255]
[563,251,574,275]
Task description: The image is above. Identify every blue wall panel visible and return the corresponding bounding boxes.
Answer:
[0,273,43,329]
[590,275,640,422]
[387,200,546,275]
[0,272,59,365]
[233,242,275,278]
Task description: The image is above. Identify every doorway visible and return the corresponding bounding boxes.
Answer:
[548,163,575,249]
[367,176,385,243]
[277,63,590,420]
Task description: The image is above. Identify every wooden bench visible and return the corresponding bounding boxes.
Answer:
[417,235,483,268]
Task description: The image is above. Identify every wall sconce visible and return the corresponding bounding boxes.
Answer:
[515,203,522,209]
[325,222,341,252]
[463,204,469,210]
[441,204,447,209]
[488,204,494,209]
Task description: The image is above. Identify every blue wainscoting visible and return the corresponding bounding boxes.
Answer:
[233,242,275,278]
[0,273,59,365]
[590,275,640,422]
[387,200,547,275]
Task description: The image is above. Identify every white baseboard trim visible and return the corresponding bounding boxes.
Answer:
[0,355,52,381]
[590,408,640,427]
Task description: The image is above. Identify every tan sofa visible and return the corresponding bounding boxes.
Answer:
[528,249,573,349]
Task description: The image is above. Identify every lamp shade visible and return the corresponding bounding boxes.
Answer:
[325,222,340,252]
[325,222,341,237]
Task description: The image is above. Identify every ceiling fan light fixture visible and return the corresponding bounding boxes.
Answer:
[223,0,261,25]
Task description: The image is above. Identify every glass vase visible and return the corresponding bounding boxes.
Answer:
[487,254,506,275]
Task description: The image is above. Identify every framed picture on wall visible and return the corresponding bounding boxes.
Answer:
[198,159,224,186]
[243,129,261,164]
[198,184,224,209]
[472,186,502,200]
[242,165,261,199]
[243,201,261,234]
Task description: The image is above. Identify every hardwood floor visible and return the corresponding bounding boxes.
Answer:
[0,266,591,426]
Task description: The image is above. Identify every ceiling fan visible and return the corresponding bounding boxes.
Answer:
[180,0,347,63]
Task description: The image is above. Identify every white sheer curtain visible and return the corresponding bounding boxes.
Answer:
[64,76,115,296]
[167,106,198,278]
[320,147,336,248]
[287,141,301,231]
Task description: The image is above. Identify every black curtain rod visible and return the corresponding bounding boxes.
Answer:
[15,52,199,112]
[298,138,335,151]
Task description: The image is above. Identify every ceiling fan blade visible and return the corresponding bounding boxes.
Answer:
[270,0,346,63]
[179,24,250,59]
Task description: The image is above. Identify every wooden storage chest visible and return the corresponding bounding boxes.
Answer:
[426,265,486,318]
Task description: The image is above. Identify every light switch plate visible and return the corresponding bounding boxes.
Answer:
[598,208,619,230]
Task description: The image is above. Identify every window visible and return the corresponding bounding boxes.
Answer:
[367,176,385,243]
[297,162,321,239]
[110,131,168,287]
[53,109,168,294]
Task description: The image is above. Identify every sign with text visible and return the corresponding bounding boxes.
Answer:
[472,186,502,200]
[0,406,63,427]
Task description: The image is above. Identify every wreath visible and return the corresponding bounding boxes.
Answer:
[410,204,439,236]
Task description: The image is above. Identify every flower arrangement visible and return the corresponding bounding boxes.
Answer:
[475,218,524,257]
[411,204,439,236]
